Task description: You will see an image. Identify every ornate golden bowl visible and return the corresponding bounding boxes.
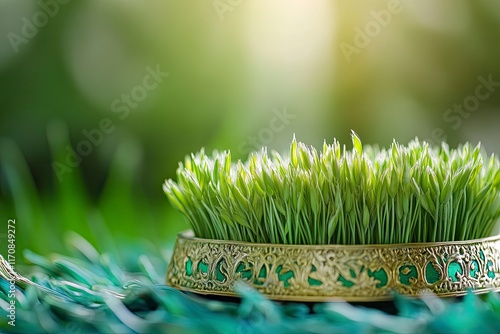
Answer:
[167,230,500,301]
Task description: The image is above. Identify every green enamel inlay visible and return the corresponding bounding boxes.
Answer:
[349,269,357,278]
[308,266,323,286]
[185,257,193,276]
[308,277,323,286]
[487,260,495,279]
[215,259,226,282]
[338,275,354,287]
[470,260,479,279]
[425,262,440,284]
[197,261,208,274]
[236,262,253,280]
[368,268,388,288]
[254,266,267,286]
[447,262,463,282]
[276,265,294,287]
[337,266,358,287]
[399,265,417,286]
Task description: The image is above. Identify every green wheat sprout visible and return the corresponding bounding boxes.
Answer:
[163,132,500,245]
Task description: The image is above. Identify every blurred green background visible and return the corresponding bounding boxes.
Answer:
[1,0,500,258]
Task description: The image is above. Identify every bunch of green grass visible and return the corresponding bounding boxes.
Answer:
[164,132,500,245]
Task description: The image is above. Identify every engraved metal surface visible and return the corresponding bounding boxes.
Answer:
[167,231,500,301]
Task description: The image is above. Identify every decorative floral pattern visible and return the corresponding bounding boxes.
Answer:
[167,231,500,301]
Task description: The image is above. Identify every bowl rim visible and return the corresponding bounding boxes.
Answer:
[176,230,500,249]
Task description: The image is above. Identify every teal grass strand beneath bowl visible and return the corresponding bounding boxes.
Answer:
[3,235,500,333]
